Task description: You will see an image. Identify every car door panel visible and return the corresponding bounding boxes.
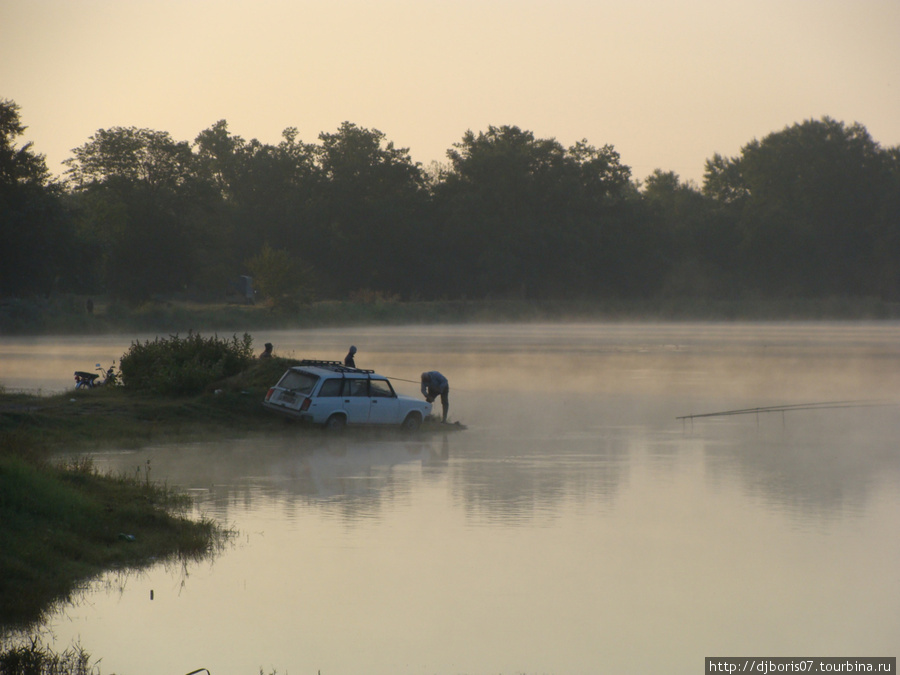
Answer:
[367,378,401,424]
[342,378,371,424]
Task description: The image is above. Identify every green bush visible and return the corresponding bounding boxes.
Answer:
[118,332,254,395]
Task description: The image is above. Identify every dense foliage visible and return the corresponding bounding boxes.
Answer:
[118,332,254,395]
[3,97,899,305]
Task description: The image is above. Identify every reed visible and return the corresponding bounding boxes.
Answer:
[0,639,95,675]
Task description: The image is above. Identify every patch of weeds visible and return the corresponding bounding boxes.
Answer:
[0,638,97,675]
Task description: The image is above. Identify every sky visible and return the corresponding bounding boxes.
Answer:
[3,0,900,186]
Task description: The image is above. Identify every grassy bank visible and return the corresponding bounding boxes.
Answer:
[3,295,900,336]
[0,450,222,631]
[0,357,301,636]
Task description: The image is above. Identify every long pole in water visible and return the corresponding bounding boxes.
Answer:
[676,399,894,421]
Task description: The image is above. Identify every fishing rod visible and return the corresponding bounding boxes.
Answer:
[677,399,893,421]
[381,372,472,393]
[387,375,422,385]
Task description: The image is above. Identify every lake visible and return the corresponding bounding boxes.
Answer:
[4,322,899,674]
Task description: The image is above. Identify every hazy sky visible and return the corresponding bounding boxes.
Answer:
[3,0,899,185]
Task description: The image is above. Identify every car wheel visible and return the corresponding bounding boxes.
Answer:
[401,412,422,431]
[324,414,346,431]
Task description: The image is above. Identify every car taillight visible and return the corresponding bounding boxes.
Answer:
[265,388,275,401]
[300,397,311,411]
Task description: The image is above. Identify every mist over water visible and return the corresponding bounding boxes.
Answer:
[5,323,899,674]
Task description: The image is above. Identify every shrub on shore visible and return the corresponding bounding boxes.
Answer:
[119,332,254,395]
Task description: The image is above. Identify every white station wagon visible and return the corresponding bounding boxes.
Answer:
[263,360,432,430]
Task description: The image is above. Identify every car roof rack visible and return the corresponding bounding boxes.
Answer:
[295,359,375,374]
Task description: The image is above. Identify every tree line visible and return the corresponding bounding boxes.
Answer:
[2,98,899,306]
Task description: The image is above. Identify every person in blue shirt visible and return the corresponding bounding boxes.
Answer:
[421,371,449,422]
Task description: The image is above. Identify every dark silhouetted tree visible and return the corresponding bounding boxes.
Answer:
[702,118,894,297]
[433,125,637,299]
[64,127,203,302]
[0,99,75,297]
[311,122,428,296]
[193,121,319,293]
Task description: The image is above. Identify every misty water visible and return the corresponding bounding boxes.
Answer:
[4,322,899,674]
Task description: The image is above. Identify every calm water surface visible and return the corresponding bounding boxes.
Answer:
[5,323,899,674]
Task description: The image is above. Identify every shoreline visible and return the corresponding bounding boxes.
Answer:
[3,296,900,337]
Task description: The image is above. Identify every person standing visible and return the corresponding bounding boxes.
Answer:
[421,371,449,423]
[344,345,357,368]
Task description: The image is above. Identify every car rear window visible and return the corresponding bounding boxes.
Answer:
[278,370,318,395]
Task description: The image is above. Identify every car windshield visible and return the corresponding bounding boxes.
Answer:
[278,370,318,395]
[369,379,394,397]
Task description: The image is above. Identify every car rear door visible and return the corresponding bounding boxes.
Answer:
[310,377,345,423]
[270,369,318,413]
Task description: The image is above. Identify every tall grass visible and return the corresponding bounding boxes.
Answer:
[0,639,96,675]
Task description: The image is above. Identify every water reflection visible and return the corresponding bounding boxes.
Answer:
[3,323,898,673]
[87,395,900,529]
[447,431,631,525]
[86,425,642,530]
[90,433,450,519]
[698,405,900,521]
